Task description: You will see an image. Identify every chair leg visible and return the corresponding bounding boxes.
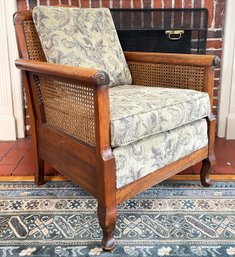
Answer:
[200,113,216,187]
[98,202,117,251]
[35,158,44,186]
[200,156,215,187]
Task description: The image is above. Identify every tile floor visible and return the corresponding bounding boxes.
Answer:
[0,137,234,176]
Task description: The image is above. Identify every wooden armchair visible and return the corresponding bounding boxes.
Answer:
[14,6,217,251]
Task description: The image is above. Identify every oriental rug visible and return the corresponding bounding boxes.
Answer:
[0,181,234,257]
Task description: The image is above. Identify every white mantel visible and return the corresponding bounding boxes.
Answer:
[0,0,24,140]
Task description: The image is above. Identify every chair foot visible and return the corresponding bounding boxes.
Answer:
[200,156,215,187]
[102,237,115,251]
[35,158,45,186]
[98,203,117,251]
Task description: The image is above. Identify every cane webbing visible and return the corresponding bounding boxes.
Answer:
[128,61,205,91]
[23,20,46,61]
[34,75,96,146]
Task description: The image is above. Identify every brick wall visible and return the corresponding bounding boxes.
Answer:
[17,0,225,133]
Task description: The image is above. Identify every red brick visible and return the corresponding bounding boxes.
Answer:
[81,0,90,7]
[122,0,132,8]
[174,0,182,8]
[45,163,59,176]
[214,80,220,88]
[0,142,14,159]
[179,167,194,175]
[113,0,121,8]
[18,0,27,11]
[0,165,16,176]
[153,0,162,8]
[102,0,110,7]
[0,149,27,166]
[214,0,225,28]
[179,169,191,175]
[193,0,201,8]
[50,0,59,6]
[207,30,222,39]
[215,69,221,78]
[71,0,79,6]
[183,11,192,28]
[222,146,235,165]
[206,40,222,49]
[214,165,235,174]
[12,138,31,150]
[204,0,214,28]
[215,148,227,163]
[213,88,218,97]
[12,153,34,176]
[134,0,142,8]
[206,49,222,59]
[164,0,172,8]
[143,0,151,8]
[229,140,235,149]
[29,0,38,9]
[213,108,217,116]
[192,162,202,174]
[39,0,48,5]
[91,0,100,7]
[184,0,193,8]
[213,98,219,107]
[61,0,69,4]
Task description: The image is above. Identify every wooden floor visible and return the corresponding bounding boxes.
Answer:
[0,137,235,177]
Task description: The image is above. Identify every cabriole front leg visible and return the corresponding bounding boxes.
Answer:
[200,113,216,187]
[98,203,117,251]
[200,156,215,187]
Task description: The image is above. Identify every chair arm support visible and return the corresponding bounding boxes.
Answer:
[15,59,110,87]
[15,59,112,149]
[124,51,219,67]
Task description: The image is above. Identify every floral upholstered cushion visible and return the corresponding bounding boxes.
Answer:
[33,6,132,87]
[114,118,208,189]
[109,85,210,147]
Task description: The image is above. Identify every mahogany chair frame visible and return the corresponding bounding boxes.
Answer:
[14,10,217,251]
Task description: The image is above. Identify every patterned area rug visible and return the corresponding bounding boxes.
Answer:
[0,181,234,257]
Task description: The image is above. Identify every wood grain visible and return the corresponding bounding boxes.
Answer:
[125,51,218,67]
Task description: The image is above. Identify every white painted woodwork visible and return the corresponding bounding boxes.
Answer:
[0,0,25,140]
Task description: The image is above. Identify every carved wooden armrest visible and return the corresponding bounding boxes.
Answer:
[125,51,219,108]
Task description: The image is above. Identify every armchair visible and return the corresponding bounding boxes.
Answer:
[14,6,217,251]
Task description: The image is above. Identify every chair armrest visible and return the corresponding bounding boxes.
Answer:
[15,59,111,148]
[15,59,109,87]
[124,52,219,67]
[125,52,219,109]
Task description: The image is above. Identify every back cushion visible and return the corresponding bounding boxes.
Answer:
[33,6,132,87]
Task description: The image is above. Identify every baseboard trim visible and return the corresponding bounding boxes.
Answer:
[0,175,234,182]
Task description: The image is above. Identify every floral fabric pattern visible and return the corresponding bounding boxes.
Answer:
[109,85,210,147]
[113,119,208,189]
[33,6,132,87]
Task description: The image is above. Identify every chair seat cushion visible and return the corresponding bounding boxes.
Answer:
[110,85,210,147]
[33,6,132,87]
[113,118,208,189]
